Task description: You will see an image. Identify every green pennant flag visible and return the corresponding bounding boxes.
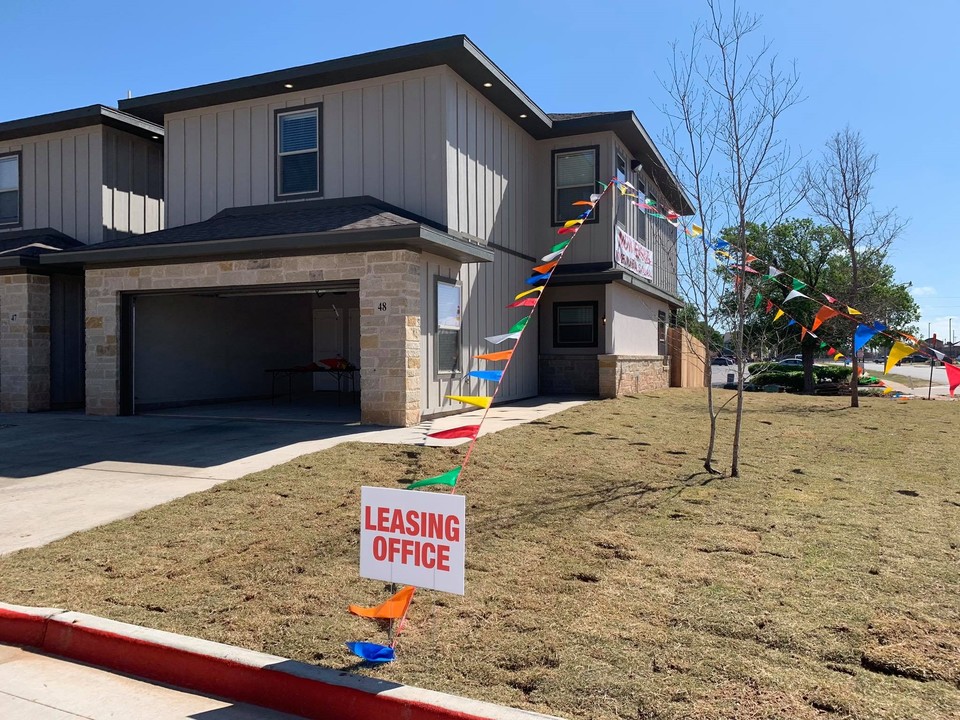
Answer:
[762,274,773,280]
[753,292,763,310]
[508,316,530,333]
[792,278,807,291]
[819,341,828,349]
[550,239,571,253]
[407,466,461,490]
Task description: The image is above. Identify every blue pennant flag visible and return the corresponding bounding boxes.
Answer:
[467,370,504,382]
[854,324,880,353]
[526,272,552,285]
[787,319,796,327]
[346,642,396,663]
[872,321,888,332]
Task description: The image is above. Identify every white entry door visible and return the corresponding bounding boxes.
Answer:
[313,309,342,391]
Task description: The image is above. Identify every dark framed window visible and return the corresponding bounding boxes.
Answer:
[0,151,21,227]
[554,301,598,348]
[275,105,322,199]
[658,310,668,357]
[436,277,461,374]
[552,146,600,225]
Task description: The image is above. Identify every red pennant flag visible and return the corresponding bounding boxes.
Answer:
[427,425,481,440]
[745,253,758,263]
[823,292,837,304]
[507,297,538,308]
[827,347,837,355]
[765,300,774,314]
[557,226,577,235]
[944,361,960,398]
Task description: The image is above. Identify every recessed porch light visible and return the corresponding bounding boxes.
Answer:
[483,82,493,88]
[283,83,294,89]
[519,114,527,118]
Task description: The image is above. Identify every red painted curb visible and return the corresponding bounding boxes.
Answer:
[0,606,556,720]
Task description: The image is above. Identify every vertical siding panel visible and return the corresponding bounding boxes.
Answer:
[35,140,49,229]
[424,73,445,226]
[401,78,423,215]
[361,85,383,200]
[200,113,218,219]
[145,143,161,232]
[88,129,103,243]
[217,111,235,212]
[74,134,90,241]
[114,132,132,236]
[465,87,477,237]
[183,115,202,224]
[129,140,146,235]
[475,102,485,239]
[19,143,35,231]
[100,133,114,240]
[484,105,494,240]
[234,107,251,207]
[323,93,344,199]
[61,135,76,238]
[249,105,269,205]
[166,117,185,227]
[456,84,467,234]
[48,138,62,231]
[382,81,403,207]
[342,89,363,196]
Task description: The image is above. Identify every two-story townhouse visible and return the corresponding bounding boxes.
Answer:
[40,35,691,426]
[0,105,163,411]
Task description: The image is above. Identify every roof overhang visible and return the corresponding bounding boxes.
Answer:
[119,35,553,132]
[43,223,494,268]
[0,105,163,143]
[551,265,683,308]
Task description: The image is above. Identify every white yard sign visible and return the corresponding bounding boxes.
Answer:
[614,227,654,281]
[359,486,466,595]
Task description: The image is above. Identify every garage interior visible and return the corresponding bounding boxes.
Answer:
[123,282,361,422]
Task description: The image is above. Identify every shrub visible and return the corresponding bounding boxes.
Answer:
[748,365,854,392]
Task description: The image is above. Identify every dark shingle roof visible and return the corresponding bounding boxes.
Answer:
[44,197,493,266]
[84,198,435,251]
[0,229,83,268]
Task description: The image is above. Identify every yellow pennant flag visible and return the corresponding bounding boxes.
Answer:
[834,352,845,360]
[773,309,785,322]
[884,341,914,375]
[847,306,862,315]
[563,219,584,228]
[514,287,543,301]
[445,395,492,409]
[882,386,895,395]
[691,223,703,237]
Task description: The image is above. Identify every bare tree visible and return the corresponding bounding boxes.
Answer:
[662,0,803,477]
[804,127,905,408]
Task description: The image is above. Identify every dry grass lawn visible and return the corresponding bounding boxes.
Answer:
[1,390,958,719]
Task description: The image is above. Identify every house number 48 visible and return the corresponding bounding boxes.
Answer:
[376,301,388,314]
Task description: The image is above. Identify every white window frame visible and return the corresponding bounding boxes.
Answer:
[276,107,320,198]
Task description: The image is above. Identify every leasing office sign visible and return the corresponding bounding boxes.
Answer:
[359,486,466,595]
[614,228,653,281]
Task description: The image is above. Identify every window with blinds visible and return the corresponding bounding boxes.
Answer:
[276,108,320,197]
[552,146,599,224]
[0,153,20,226]
[554,301,598,348]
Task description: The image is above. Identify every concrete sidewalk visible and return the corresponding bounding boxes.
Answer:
[0,644,300,719]
[0,397,586,555]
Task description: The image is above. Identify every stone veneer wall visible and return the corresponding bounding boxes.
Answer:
[538,355,599,396]
[85,250,422,426]
[0,273,50,412]
[0,273,51,412]
[598,354,669,398]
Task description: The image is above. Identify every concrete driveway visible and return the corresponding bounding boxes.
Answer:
[0,398,585,556]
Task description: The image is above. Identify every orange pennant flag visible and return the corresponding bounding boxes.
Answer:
[533,260,559,274]
[800,327,808,341]
[811,306,840,332]
[349,585,415,620]
[474,349,513,362]
[572,200,595,207]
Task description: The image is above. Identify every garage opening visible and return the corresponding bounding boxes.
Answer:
[121,282,361,422]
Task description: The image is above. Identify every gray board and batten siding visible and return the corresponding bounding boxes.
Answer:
[0,124,163,245]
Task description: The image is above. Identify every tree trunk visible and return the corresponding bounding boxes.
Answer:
[849,330,860,408]
[802,343,815,393]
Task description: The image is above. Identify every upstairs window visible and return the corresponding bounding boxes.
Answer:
[276,107,321,198]
[552,146,599,225]
[0,153,20,226]
[615,151,628,225]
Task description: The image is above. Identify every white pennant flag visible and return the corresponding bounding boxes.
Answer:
[783,289,808,303]
[485,332,522,345]
[933,349,946,361]
[768,266,783,277]
[541,249,564,262]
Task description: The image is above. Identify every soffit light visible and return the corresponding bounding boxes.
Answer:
[283,83,294,89]
[482,82,493,88]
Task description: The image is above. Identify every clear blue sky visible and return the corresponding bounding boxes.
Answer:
[4,0,957,340]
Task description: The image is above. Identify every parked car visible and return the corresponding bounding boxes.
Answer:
[711,356,734,366]
[779,358,804,367]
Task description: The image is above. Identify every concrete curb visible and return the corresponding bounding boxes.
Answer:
[0,602,563,720]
